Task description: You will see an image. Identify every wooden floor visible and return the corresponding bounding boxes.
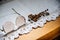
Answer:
[15,16,60,40]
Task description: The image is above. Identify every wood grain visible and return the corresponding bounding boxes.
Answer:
[15,16,60,40]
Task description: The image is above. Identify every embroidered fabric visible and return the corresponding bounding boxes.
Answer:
[0,10,60,40]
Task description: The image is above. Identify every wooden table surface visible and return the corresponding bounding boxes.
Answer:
[15,16,60,40]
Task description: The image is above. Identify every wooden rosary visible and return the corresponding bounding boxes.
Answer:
[28,9,50,22]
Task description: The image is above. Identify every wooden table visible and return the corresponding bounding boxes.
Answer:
[15,16,60,40]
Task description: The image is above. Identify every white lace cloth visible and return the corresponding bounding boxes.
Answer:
[0,11,60,40]
[0,0,60,40]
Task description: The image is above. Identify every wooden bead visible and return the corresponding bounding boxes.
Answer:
[28,9,50,22]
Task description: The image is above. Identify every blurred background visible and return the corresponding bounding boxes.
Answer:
[0,0,60,18]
